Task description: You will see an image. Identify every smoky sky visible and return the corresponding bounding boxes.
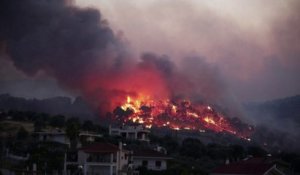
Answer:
[0,0,237,113]
[0,0,128,99]
[0,0,299,149]
[77,0,300,102]
[0,0,299,109]
[0,0,125,79]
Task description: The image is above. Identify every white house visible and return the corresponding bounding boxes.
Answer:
[64,142,131,175]
[132,149,171,171]
[109,125,150,142]
[78,132,103,147]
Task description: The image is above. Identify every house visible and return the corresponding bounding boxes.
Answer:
[33,130,70,145]
[109,125,150,142]
[79,132,102,142]
[211,157,289,175]
[132,149,171,171]
[64,142,131,175]
[78,131,103,147]
[33,130,102,147]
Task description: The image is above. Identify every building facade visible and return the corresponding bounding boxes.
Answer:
[109,125,150,142]
[132,150,170,171]
[64,143,131,175]
[33,131,70,145]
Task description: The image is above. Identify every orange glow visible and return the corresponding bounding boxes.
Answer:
[71,44,252,139]
[171,105,177,113]
[187,112,199,118]
[173,127,180,130]
[204,116,216,124]
[112,95,253,139]
[145,124,152,129]
[82,63,170,112]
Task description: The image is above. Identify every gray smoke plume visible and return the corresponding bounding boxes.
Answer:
[0,0,240,116]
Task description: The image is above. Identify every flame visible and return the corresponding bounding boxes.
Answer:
[204,116,216,124]
[113,95,253,138]
[187,112,199,118]
[171,105,177,113]
[145,124,152,128]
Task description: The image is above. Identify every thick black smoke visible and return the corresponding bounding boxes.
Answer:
[0,0,125,87]
[0,0,238,115]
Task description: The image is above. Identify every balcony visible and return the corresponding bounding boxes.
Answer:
[86,153,114,163]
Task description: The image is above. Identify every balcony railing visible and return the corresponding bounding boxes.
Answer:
[86,155,112,163]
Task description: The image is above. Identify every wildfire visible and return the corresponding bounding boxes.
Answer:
[113,95,253,138]
[204,117,216,125]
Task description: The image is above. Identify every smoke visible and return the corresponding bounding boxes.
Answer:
[85,0,300,103]
[0,0,128,78]
[1,0,300,151]
[0,0,128,110]
[0,0,237,115]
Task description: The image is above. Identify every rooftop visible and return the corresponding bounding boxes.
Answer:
[212,157,277,175]
[110,124,149,131]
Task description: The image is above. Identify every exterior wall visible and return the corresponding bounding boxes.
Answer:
[119,150,129,171]
[133,158,167,171]
[79,133,103,142]
[109,125,150,142]
[36,132,101,146]
[78,151,116,175]
[85,164,116,175]
[36,132,70,145]
[85,165,112,175]
[66,150,129,175]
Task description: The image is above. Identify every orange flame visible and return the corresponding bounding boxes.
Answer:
[113,95,253,139]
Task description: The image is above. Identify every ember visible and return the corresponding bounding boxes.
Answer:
[113,95,253,139]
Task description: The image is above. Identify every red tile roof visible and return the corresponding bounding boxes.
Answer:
[212,158,275,175]
[80,143,119,153]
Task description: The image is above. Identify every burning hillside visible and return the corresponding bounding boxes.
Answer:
[112,95,254,139]
[0,0,254,140]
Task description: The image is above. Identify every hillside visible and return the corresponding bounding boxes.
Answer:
[244,95,300,124]
[0,94,95,119]
[243,95,300,152]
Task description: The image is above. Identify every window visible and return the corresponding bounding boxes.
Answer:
[142,160,148,167]
[121,132,127,138]
[113,166,116,175]
[155,161,161,167]
[86,153,111,162]
[66,151,78,162]
[113,153,117,162]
